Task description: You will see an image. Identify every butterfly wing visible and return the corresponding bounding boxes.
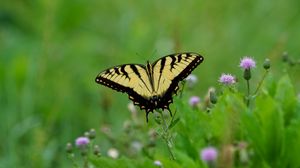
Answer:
[95,64,154,111]
[152,52,204,109]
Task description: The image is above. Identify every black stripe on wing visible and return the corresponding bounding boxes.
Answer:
[158,53,204,108]
[95,64,157,121]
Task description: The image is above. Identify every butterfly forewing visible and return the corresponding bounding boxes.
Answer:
[152,53,203,96]
[95,64,153,98]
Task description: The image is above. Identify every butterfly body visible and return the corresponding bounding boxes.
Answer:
[95,52,204,122]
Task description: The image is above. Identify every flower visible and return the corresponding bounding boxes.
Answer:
[185,74,198,87]
[75,137,90,148]
[154,160,163,167]
[219,74,235,85]
[107,148,119,159]
[239,57,256,70]
[189,96,200,107]
[200,147,218,162]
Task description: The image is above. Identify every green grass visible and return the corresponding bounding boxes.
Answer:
[1,0,300,167]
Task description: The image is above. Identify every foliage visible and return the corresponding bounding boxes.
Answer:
[64,74,300,168]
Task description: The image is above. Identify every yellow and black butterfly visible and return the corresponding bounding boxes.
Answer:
[95,52,204,122]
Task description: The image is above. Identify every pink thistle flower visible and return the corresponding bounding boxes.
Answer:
[189,96,200,107]
[240,57,256,70]
[200,147,218,162]
[75,137,90,148]
[219,74,236,85]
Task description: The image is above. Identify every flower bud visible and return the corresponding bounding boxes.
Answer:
[89,128,96,139]
[66,143,73,154]
[209,90,217,104]
[263,58,270,70]
[243,69,251,80]
[84,132,90,138]
[282,51,289,62]
[93,145,101,156]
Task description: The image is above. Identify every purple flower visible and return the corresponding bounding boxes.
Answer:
[240,57,256,70]
[153,160,163,167]
[75,137,90,148]
[185,74,198,87]
[219,74,235,85]
[200,147,218,162]
[189,96,200,107]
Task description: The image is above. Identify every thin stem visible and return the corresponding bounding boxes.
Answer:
[83,156,88,168]
[159,111,175,160]
[246,80,250,107]
[179,81,186,98]
[168,109,177,127]
[254,70,269,95]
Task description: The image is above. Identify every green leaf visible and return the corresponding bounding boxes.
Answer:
[275,75,298,125]
[90,156,156,168]
[168,118,180,130]
[281,119,300,167]
[174,150,201,168]
[244,93,284,167]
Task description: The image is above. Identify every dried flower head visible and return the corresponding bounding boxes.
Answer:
[107,148,119,159]
[240,57,256,70]
[219,74,236,85]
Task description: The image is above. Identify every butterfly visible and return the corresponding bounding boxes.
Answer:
[95,52,204,122]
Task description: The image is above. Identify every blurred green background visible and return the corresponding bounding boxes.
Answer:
[1,0,299,167]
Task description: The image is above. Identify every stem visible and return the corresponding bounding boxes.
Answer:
[67,154,80,168]
[168,109,177,127]
[179,81,186,98]
[159,111,175,160]
[83,156,88,168]
[246,80,250,107]
[254,70,269,95]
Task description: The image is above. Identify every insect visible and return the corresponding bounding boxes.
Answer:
[95,52,204,122]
